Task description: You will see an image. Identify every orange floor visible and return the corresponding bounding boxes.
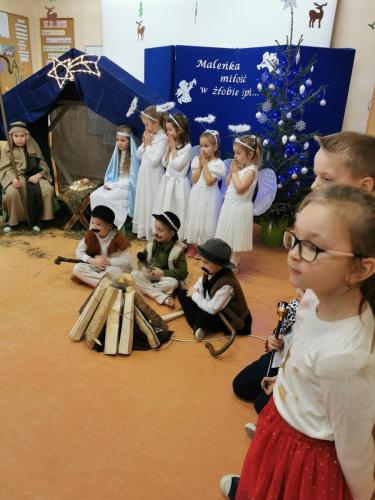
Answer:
[0,226,294,500]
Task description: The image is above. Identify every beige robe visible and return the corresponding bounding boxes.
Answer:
[0,139,54,226]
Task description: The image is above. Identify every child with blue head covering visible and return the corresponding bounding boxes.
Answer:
[90,125,139,229]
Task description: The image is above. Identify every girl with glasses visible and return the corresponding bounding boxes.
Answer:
[221,185,375,500]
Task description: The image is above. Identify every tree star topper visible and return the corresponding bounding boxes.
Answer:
[47,54,101,89]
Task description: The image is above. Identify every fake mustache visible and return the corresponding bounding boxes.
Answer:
[201,267,213,275]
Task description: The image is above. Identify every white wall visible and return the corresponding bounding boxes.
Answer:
[101,0,337,82]
[331,0,375,133]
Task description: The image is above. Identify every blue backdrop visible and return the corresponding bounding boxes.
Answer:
[145,44,355,157]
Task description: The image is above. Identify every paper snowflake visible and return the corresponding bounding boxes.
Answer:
[281,0,297,9]
[295,120,306,131]
[261,100,272,112]
[256,112,268,124]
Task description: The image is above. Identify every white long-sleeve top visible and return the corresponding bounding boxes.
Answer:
[161,143,192,177]
[274,289,375,500]
[136,129,168,169]
[76,229,132,270]
[191,275,234,315]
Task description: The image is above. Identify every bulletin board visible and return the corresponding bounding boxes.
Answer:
[40,18,75,67]
[0,10,33,92]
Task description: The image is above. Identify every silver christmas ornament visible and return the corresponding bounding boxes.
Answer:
[303,141,310,150]
[320,98,327,106]
[257,83,262,91]
[289,134,297,142]
[286,111,292,119]
[278,119,284,127]
[282,135,288,145]
[301,167,308,174]
[291,173,298,180]
[299,84,306,95]
[305,78,312,87]
[295,49,301,65]
[263,139,269,146]
[268,83,275,90]
[277,183,283,189]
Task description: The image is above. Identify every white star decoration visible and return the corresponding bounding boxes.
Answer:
[281,0,298,9]
[47,55,101,89]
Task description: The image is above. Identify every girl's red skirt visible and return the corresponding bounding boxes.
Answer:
[236,398,353,500]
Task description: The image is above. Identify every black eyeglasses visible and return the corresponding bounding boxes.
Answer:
[283,230,359,263]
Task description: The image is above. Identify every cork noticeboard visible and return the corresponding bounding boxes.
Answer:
[0,10,33,92]
[40,17,75,67]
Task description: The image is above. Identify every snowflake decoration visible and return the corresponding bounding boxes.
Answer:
[261,100,272,112]
[260,71,269,83]
[295,120,306,131]
[281,0,298,9]
[256,112,268,124]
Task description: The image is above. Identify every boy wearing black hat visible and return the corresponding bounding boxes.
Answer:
[131,211,188,308]
[72,205,132,287]
[178,238,252,340]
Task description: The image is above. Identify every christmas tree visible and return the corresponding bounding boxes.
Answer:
[255,2,327,225]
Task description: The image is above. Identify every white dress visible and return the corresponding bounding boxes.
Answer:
[215,164,257,252]
[152,143,192,239]
[90,151,129,229]
[184,156,225,245]
[132,129,168,239]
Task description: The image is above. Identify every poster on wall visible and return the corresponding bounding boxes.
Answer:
[40,12,75,67]
[101,0,338,82]
[0,10,33,91]
[145,44,354,155]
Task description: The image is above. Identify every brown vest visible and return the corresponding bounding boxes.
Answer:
[204,268,250,331]
[84,230,130,258]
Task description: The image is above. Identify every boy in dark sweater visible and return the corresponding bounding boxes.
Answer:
[178,238,252,340]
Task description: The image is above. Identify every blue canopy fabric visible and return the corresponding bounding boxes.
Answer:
[1,48,169,139]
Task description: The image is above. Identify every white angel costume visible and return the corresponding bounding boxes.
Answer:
[152,143,192,238]
[184,156,225,245]
[215,164,258,252]
[90,134,139,229]
[132,129,168,239]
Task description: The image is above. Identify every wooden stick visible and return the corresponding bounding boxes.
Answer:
[86,286,118,349]
[68,276,112,341]
[104,289,123,355]
[204,312,236,357]
[134,306,160,349]
[161,310,185,322]
[118,290,135,355]
[0,84,31,228]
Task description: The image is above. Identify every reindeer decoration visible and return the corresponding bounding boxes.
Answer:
[136,20,145,40]
[45,6,58,22]
[309,2,327,28]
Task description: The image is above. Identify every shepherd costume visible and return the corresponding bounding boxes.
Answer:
[73,205,132,287]
[0,122,54,229]
[178,238,252,339]
[131,211,188,305]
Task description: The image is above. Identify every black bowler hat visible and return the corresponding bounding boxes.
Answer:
[152,211,180,233]
[197,238,234,269]
[91,205,116,226]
